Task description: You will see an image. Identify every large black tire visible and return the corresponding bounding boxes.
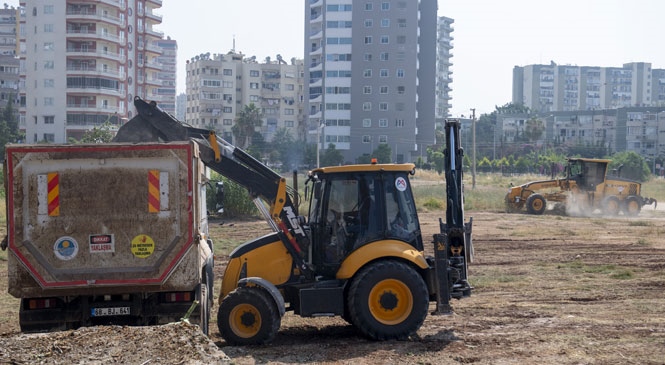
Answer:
[347,260,428,340]
[602,196,620,215]
[622,196,641,217]
[526,194,547,215]
[197,274,211,336]
[217,286,280,345]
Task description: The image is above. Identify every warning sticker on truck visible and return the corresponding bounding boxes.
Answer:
[89,234,115,253]
[131,235,155,258]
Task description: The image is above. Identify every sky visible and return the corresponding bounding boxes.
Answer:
[10,0,665,117]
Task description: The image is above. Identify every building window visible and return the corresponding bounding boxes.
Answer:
[223,107,232,113]
[362,135,371,143]
[223,119,232,125]
[44,115,55,124]
[363,118,371,127]
[396,119,405,127]
[44,4,54,14]
[223,69,232,76]
[397,86,405,94]
[250,70,259,77]
[380,69,388,77]
[381,19,390,27]
[285,120,294,127]
[44,60,54,69]
[381,2,390,10]
[44,24,53,32]
[364,36,372,44]
[365,3,373,10]
[379,135,388,143]
[43,133,55,142]
[363,102,371,111]
[380,86,389,94]
[250,95,259,101]
[380,52,389,61]
[43,42,54,51]
[364,19,372,27]
[380,36,389,44]
[379,102,388,111]
[397,18,406,28]
[286,84,294,91]
[364,53,372,61]
[396,69,405,77]
[250,82,259,89]
[379,119,388,127]
[363,86,372,94]
[44,79,54,87]
[364,69,372,78]
[285,108,294,115]
[44,97,53,106]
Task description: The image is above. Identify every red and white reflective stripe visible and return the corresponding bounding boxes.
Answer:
[38,173,60,217]
[148,170,169,213]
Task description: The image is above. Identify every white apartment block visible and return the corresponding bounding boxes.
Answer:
[435,16,453,119]
[184,52,305,144]
[19,0,168,143]
[513,62,662,113]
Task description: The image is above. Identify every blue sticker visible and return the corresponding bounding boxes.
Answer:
[54,236,79,260]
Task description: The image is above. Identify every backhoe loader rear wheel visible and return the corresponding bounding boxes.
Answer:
[218,286,280,345]
[622,196,641,216]
[348,260,428,340]
[526,194,547,215]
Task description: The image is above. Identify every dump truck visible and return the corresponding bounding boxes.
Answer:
[109,97,473,345]
[505,157,657,216]
[2,141,215,334]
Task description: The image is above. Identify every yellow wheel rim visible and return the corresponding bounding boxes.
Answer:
[626,200,640,214]
[229,303,261,338]
[531,199,544,211]
[368,279,413,325]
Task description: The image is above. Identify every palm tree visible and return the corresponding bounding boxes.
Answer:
[232,103,263,149]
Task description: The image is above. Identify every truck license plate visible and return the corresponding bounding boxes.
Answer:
[92,307,130,317]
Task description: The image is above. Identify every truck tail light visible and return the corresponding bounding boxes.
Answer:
[28,298,60,310]
[162,292,192,303]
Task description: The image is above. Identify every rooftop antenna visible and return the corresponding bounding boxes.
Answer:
[232,35,236,53]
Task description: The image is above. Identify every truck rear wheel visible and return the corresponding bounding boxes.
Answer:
[198,274,211,335]
[526,194,546,215]
[217,286,280,345]
[622,196,641,216]
[347,260,428,340]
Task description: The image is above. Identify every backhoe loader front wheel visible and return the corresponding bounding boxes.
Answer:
[348,260,428,340]
[526,194,547,215]
[218,286,280,345]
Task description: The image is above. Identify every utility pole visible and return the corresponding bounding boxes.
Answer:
[471,108,476,189]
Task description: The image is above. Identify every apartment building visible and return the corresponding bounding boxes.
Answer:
[19,0,167,143]
[513,62,661,113]
[435,16,453,119]
[152,36,176,114]
[305,0,438,163]
[0,5,19,117]
[184,51,305,144]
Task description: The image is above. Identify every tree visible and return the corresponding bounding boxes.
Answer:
[77,122,115,143]
[232,103,262,149]
[0,97,20,156]
[524,117,545,143]
[608,151,650,182]
[320,143,344,167]
[372,144,392,163]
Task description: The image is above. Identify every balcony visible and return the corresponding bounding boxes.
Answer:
[66,10,125,27]
[66,86,122,97]
[67,48,123,62]
[144,27,164,38]
[66,29,119,43]
[67,65,121,78]
[145,10,163,22]
[67,103,120,114]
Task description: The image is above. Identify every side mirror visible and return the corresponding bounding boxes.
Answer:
[215,181,224,213]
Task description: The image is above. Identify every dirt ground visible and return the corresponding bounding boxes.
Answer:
[2,209,665,364]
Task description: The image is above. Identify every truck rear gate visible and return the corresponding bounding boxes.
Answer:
[5,142,207,331]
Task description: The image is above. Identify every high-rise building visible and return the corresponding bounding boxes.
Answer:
[513,62,661,113]
[19,0,167,143]
[153,37,176,114]
[185,51,305,145]
[0,5,20,119]
[435,16,454,119]
[305,0,438,163]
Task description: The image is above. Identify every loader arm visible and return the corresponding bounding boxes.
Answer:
[113,97,310,274]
